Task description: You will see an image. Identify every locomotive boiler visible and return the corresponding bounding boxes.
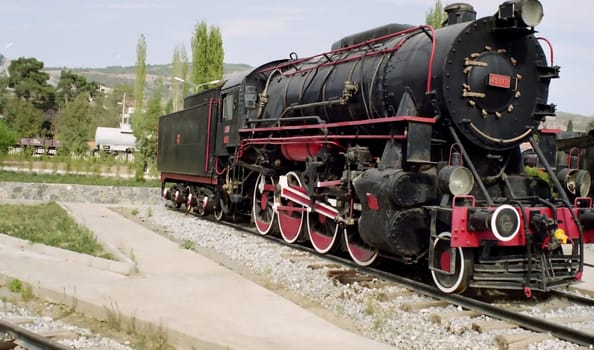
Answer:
[158,0,594,295]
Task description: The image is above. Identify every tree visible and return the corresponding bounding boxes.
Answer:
[426,0,446,29]
[0,75,10,113]
[54,94,92,155]
[191,21,224,91]
[92,83,134,130]
[3,97,44,138]
[0,121,17,155]
[170,45,188,112]
[132,80,163,180]
[134,35,147,114]
[207,26,224,83]
[7,57,56,111]
[56,70,100,106]
[566,119,574,132]
[180,47,190,95]
[191,21,209,88]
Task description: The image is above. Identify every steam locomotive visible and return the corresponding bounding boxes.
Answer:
[158,0,594,295]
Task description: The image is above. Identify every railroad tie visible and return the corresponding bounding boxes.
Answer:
[471,320,516,333]
[400,300,449,312]
[494,332,554,350]
[428,310,480,324]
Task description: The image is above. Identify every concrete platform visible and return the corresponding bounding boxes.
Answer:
[0,202,395,350]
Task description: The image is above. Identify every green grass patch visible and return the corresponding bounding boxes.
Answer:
[0,170,160,187]
[8,279,22,293]
[0,202,113,259]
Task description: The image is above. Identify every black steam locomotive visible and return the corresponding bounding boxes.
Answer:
[158,0,594,295]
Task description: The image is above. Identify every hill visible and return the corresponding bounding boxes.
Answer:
[544,112,594,132]
[44,63,252,91]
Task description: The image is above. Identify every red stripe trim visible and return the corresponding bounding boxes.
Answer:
[425,25,436,93]
[317,180,342,187]
[160,172,217,185]
[205,98,217,173]
[281,186,339,220]
[258,26,428,75]
[540,128,561,134]
[240,115,433,134]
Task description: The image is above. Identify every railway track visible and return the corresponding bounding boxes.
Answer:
[167,205,594,348]
[0,318,70,350]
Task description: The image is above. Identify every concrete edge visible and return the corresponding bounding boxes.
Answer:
[569,285,594,298]
[0,271,232,350]
[56,201,138,274]
[0,234,135,276]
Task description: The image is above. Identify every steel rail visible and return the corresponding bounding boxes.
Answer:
[550,289,594,307]
[168,205,594,347]
[0,319,70,350]
[364,266,594,347]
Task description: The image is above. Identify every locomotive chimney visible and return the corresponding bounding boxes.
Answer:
[444,3,476,25]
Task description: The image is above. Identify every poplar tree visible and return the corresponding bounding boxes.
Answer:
[132,80,163,181]
[426,0,445,29]
[191,21,209,88]
[207,26,224,83]
[191,21,224,91]
[134,34,147,114]
[132,34,149,180]
[170,45,187,111]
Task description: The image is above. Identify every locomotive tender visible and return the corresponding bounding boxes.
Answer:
[158,0,594,294]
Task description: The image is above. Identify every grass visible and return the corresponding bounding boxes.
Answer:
[8,279,22,293]
[7,279,34,301]
[0,170,160,187]
[0,202,113,259]
[0,154,160,187]
[180,239,195,250]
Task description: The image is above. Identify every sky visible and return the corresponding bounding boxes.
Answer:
[1,0,593,116]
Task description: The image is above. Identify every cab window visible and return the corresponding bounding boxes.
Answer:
[222,94,234,121]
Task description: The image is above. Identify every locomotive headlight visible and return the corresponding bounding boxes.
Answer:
[491,205,521,242]
[519,0,543,27]
[557,169,592,197]
[468,204,521,241]
[498,0,543,28]
[575,170,592,197]
[438,166,474,196]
